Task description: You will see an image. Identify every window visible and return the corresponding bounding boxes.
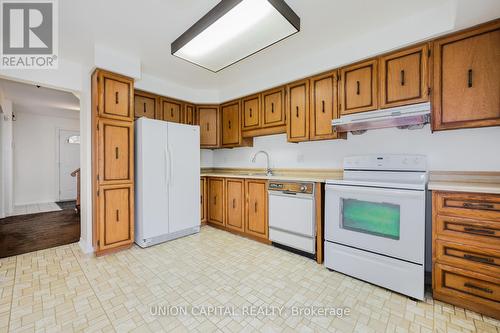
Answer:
[67,135,80,144]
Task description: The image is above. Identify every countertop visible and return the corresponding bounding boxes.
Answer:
[200,168,343,183]
[428,171,500,194]
[428,181,500,194]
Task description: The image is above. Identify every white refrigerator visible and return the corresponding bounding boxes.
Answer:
[135,118,200,248]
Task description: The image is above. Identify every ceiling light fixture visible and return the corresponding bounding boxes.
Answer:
[171,0,300,72]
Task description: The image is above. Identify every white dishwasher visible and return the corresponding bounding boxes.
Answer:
[268,181,316,256]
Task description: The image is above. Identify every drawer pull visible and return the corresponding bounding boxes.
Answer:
[463,227,495,235]
[467,69,473,88]
[271,103,274,113]
[115,92,119,104]
[143,103,146,113]
[400,70,405,86]
[464,282,493,294]
[463,254,494,264]
[356,81,360,95]
[462,202,494,210]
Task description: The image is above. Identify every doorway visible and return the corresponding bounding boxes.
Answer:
[58,129,80,202]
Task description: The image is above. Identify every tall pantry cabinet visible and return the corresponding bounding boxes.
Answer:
[92,69,135,255]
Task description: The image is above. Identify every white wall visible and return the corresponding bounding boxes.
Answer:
[12,107,79,205]
[0,98,14,218]
[211,126,500,171]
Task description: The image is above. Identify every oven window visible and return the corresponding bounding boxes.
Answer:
[341,198,400,240]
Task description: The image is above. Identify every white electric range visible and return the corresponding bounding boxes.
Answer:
[325,154,428,300]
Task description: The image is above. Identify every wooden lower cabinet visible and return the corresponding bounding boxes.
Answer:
[432,191,500,319]
[206,177,269,242]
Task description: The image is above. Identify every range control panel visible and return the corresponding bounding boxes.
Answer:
[268,181,314,194]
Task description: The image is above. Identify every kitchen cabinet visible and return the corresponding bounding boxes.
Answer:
[242,94,261,131]
[92,69,135,256]
[134,90,158,119]
[198,105,220,148]
[225,179,245,232]
[339,59,378,115]
[310,71,345,141]
[432,191,500,319]
[286,79,310,142]
[208,178,224,226]
[242,87,286,138]
[245,179,268,240]
[160,97,182,123]
[184,103,196,125]
[380,44,429,108]
[432,21,500,131]
[201,177,207,224]
[221,100,241,147]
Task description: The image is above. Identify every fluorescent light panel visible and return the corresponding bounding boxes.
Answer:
[171,0,300,72]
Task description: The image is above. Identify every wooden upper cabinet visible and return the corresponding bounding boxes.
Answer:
[208,178,224,226]
[184,104,196,125]
[242,94,261,131]
[225,179,245,233]
[286,79,310,142]
[198,105,220,148]
[310,71,344,141]
[134,91,158,119]
[245,179,268,240]
[380,44,429,108]
[98,118,134,184]
[262,87,286,128]
[160,98,182,123]
[221,100,241,147]
[432,21,500,131]
[339,59,378,115]
[98,71,133,121]
[98,183,134,250]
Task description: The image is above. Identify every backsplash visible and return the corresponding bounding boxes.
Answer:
[202,125,500,171]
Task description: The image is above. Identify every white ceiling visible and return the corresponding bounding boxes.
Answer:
[60,0,500,101]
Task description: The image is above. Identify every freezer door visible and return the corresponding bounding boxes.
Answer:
[135,119,169,240]
[167,123,200,233]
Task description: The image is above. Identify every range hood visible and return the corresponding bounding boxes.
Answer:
[332,102,431,134]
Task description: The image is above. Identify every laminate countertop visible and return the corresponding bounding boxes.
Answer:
[428,171,500,195]
[200,169,343,183]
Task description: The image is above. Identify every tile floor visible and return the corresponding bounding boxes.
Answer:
[0,226,499,333]
[10,203,61,217]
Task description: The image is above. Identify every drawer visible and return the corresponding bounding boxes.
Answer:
[435,215,500,250]
[434,191,500,221]
[434,264,500,318]
[435,240,500,277]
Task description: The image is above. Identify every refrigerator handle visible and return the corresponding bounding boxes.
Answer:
[164,146,170,189]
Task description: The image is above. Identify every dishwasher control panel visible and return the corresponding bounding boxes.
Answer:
[268,181,314,194]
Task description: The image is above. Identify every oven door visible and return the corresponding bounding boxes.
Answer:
[325,184,425,264]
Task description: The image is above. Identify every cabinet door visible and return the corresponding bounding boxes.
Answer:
[380,44,429,108]
[310,71,343,140]
[221,101,241,147]
[245,179,268,240]
[98,72,133,121]
[98,184,134,250]
[201,177,207,223]
[184,104,196,125]
[198,106,220,148]
[433,22,500,130]
[225,179,244,232]
[134,92,157,119]
[242,95,261,131]
[208,178,224,226]
[262,87,286,128]
[286,79,310,142]
[161,98,182,123]
[339,59,378,115]
[98,119,134,184]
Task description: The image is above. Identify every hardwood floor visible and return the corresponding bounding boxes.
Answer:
[0,209,80,258]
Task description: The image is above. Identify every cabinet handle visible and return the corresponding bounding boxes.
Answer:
[213,195,216,205]
[254,201,257,213]
[468,69,473,88]
[115,147,119,159]
[463,254,494,264]
[249,108,252,117]
[232,198,236,209]
[356,81,360,95]
[201,195,203,204]
[206,123,210,131]
[170,108,173,117]
[228,120,231,129]
[400,70,405,86]
[143,103,146,113]
[322,100,325,113]
[115,92,119,104]
[271,103,274,113]
[462,202,494,210]
[116,209,119,222]
[464,282,493,294]
[296,106,299,118]
[463,227,495,235]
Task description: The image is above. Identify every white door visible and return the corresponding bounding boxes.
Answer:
[58,129,80,201]
[167,123,200,233]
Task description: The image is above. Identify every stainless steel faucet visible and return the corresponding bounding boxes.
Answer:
[251,150,273,176]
